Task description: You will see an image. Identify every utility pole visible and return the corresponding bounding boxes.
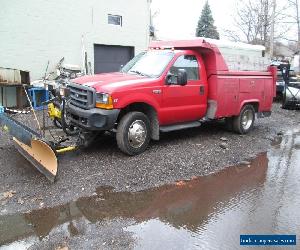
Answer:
[296,0,300,72]
[263,0,269,47]
[269,0,276,58]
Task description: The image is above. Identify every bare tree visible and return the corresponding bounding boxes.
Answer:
[226,0,272,46]
[225,0,292,52]
[269,0,276,56]
[282,0,300,70]
[286,0,300,47]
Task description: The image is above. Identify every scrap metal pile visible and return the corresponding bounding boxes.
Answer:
[0,58,92,182]
[0,91,77,182]
[278,63,300,109]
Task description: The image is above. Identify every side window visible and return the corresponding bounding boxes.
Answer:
[168,55,200,84]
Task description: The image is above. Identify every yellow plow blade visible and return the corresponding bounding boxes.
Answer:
[13,138,58,182]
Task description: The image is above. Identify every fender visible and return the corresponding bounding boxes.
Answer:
[113,92,160,141]
[239,99,260,113]
[113,92,160,111]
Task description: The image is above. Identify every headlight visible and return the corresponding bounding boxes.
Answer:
[95,93,113,109]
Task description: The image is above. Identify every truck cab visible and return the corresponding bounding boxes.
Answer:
[67,39,276,155]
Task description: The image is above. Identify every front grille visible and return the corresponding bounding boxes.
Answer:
[68,83,95,109]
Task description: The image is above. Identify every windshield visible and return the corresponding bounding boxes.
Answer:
[121,50,174,78]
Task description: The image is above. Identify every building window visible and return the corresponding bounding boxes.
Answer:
[108,14,122,26]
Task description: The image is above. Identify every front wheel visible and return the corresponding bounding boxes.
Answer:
[116,112,151,155]
[232,105,255,134]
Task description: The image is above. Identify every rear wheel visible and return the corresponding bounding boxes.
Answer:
[116,112,151,155]
[232,105,255,134]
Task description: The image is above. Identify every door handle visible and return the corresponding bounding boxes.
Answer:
[200,85,205,95]
[152,89,161,94]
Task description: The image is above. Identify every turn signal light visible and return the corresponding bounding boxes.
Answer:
[95,95,114,109]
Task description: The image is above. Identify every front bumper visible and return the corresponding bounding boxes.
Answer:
[67,103,120,131]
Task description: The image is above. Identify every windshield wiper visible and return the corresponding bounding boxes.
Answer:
[129,70,150,77]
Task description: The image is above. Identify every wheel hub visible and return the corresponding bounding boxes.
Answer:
[241,110,254,130]
[128,120,147,148]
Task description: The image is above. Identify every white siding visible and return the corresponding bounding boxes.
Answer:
[0,0,150,80]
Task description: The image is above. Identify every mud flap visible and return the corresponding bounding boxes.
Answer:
[13,138,58,182]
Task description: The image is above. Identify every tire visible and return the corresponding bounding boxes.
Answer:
[232,105,255,134]
[116,112,151,155]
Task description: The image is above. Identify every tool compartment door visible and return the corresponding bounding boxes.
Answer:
[216,78,240,117]
[239,77,264,108]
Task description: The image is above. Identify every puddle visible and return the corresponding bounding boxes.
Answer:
[1,130,300,249]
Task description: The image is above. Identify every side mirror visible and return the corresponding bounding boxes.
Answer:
[177,69,187,86]
[165,73,173,85]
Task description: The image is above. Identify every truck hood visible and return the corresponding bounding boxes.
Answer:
[72,72,154,93]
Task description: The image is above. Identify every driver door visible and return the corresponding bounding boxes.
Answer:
[161,53,206,125]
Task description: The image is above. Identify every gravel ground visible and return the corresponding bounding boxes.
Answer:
[0,102,299,215]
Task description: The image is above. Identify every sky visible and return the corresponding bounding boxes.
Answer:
[150,0,297,43]
[151,0,237,40]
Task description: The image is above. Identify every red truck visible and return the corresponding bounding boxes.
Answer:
[67,39,277,155]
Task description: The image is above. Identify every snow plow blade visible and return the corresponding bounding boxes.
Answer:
[0,112,58,182]
[13,138,58,182]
